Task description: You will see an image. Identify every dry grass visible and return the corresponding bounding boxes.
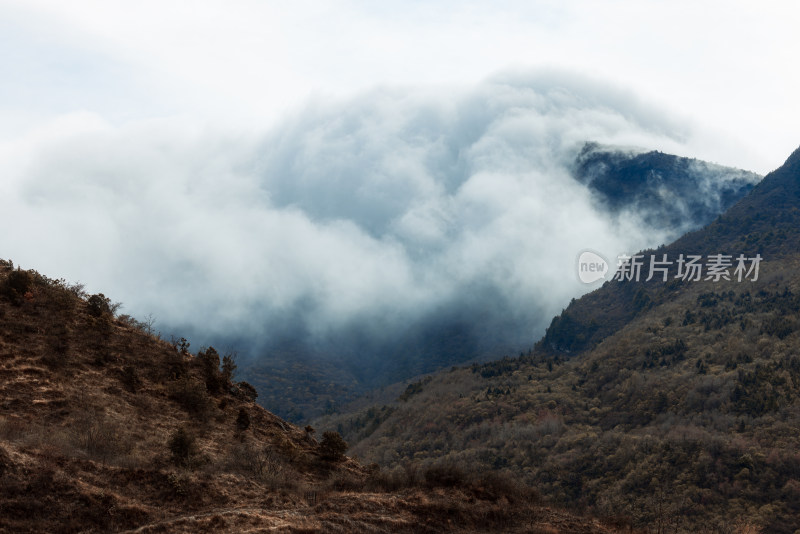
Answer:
[0,261,613,533]
[317,257,800,532]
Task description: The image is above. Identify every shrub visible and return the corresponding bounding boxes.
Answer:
[43,326,70,368]
[168,426,196,466]
[319,431,348,462]
[72,412,128,463]
[87,293,112,318]
[118,314,147,331]
[197,347,222,394]
[365,464,415,492]
[225,442,289,489]
[165,350,188,381]
[423,463,467,488]
[472,471,533,503]
[4,269,33,305]
[328,471,365,491]
[236,408,250,431]
[175,337,190,356]
[0,445,11,477]
[167,471,189,496]
[235,381,259,402]
[120,365,140,393]
[169,377,212,416]
[221,353,237,386]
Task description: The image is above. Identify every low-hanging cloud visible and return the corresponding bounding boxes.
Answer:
[0,70,751,386]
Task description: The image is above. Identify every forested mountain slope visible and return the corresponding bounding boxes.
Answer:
[316,145,800,533]
[247,144,761,423]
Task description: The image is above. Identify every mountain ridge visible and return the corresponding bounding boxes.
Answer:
[315,143,800,532]
[245,143,762,422]
[573,142,759,231]
[538,144,800,356]
[0,259,616,533]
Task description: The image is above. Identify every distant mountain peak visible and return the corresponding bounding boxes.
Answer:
[572,142,761,232]
[540,142,800,355]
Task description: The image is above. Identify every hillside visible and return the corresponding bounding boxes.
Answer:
[573,142,759,230]
[315,146,800,532]
[0,260,615,533]
[539,145,800,356]
[244,144,761,423]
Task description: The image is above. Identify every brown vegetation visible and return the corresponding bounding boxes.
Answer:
[315,147,800,533]
[0,259,612,533]
[318,258,800,533]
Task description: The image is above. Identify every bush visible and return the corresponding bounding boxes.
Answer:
[87,293,112,318]
[0,445,11,478]
[471,471,533,503]
[168,426,196,466]
[221,353,237,385]
[72,411,128,463]
[120,365,140,393]
[43,325,70,368]
[236,408,250,431]
[175,337,190,355]
[165,350,188,381]
[365,464,415,492]
[198,347,223,394]
[225,442,290,489]
[4,269,33,305]
[169,377,212,416]
[319,431,348,462]
[235,381,259,402]
[424,463,467,488]
[328,471,365,491]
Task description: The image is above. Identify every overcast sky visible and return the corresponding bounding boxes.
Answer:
[1,1,798,355]
[2,0,798,172]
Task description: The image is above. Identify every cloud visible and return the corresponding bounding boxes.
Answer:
[0,70,747,383]
[5,1,800,174]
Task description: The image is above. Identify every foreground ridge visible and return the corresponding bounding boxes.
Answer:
[0,260,614,533]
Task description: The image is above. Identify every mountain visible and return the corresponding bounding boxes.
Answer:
[314,145,800,532]
[244,144,761,423]
[574,142,759,231]
[0,260,615,533]
[540,145,800,356]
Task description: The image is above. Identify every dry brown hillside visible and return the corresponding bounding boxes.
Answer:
[321,260,800,532]
[0,259,617,534]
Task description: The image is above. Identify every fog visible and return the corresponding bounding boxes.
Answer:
[0,71,754,379]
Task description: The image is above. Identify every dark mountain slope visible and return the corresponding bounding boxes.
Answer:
[245,144,761,422]
[540,145,800,355]
[324,260,800,531]
[574,142,759,230]
[672,144,800,256]
[316,145,800,532]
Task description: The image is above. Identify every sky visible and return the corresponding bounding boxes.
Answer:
[1,0,798,170]
[1,1,799,361]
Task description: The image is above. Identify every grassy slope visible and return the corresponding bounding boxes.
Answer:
[322,260,800,531]
[316,146,800,533]
[0,260,613,534]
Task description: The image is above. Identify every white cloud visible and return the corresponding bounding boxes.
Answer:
[0,72,726,364]
[0,0,794,381]
[1,1,798,171]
